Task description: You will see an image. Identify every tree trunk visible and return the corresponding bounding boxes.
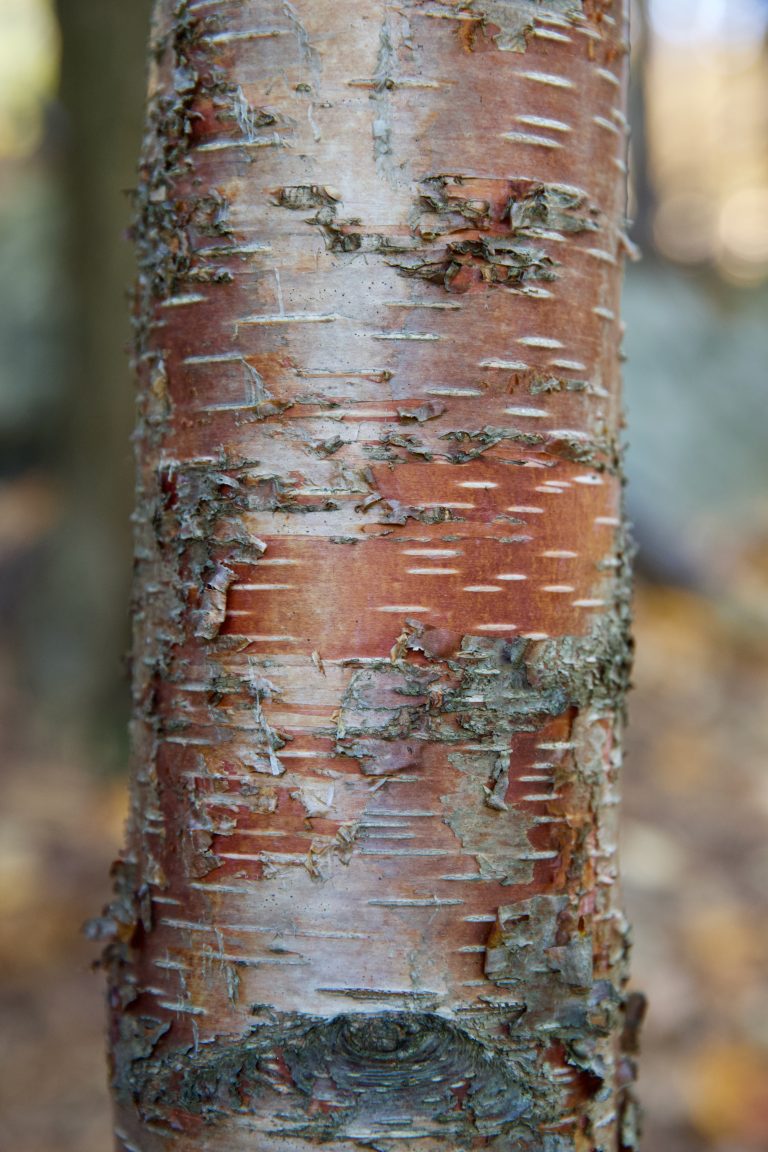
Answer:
[43,0,152,731]
[103,2,640,1149]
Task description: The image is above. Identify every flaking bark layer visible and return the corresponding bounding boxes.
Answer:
[102,2,639,1149]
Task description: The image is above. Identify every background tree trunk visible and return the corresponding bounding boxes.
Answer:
[104,2,639,1149]
[37,0,152,733]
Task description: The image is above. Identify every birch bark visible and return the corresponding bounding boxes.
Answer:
[103,2,640,1149]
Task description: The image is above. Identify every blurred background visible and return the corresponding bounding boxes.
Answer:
[1,0,768,1148]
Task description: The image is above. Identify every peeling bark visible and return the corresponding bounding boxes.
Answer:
[102,2,640,1149]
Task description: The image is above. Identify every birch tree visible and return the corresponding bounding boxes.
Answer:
[100,2,641,1149]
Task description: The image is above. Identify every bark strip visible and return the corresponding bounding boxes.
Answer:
[102,2,640,1149]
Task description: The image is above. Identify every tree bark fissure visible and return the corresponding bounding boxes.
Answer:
[102,1,640,1148]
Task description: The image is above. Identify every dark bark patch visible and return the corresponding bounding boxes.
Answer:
[394,237,555,294]
[126,1010,532,1139]
[286,1012,530,1124]
[509,183,600,235]
[273,184,341,210]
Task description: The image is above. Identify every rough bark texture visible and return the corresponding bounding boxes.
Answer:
[103,2,639,1149]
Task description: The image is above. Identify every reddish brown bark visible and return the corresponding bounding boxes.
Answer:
[102,2,639,1149]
